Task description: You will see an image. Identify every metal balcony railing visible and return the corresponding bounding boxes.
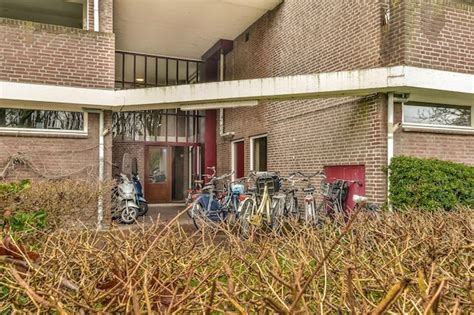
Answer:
[115,51,203,90]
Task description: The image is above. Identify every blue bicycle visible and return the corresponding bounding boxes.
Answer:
[188,168,244,230]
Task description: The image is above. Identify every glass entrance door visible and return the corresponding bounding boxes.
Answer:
[145,146,171,203]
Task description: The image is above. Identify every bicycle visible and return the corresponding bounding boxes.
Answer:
[238,171,282,236]
[291,171,324,226]
[187,168,238,230]
[185,166,217,206]
[280,172,300,219]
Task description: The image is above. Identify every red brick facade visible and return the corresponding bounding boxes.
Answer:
[393,103,474,165]
[218,0,474,204]
[403,0,474,74]
[0,112,113,181]
[0,18,115,89]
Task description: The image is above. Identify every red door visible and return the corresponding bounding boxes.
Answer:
[234,141,245,179]
[324,165,365,210]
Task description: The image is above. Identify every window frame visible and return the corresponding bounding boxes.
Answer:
[250,134,268,172]
[402,102,474,131]
[0,108,88,136]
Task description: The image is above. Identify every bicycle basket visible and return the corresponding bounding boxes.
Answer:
[256,172,281,196]
[329,180,349,201]
[320,180,331,197]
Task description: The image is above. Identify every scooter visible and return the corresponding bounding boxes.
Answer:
[131,172,148,216]
[130,157,148,216]
[112,173,140,224]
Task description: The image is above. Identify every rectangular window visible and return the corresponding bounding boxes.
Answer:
[403,102,472,129]
[0,108,85,133]
[113,110,205,143]
[0,0,84,28]
[251,135,267,172]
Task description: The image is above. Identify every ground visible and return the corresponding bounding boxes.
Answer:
[135,204,193,226]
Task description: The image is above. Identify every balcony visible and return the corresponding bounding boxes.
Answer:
[115,51,202,90]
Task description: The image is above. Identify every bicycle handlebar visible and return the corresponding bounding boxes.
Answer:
[293,170,325,179]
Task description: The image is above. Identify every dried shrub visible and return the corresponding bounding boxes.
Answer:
[1,179,114,229]
[0,209,473,314]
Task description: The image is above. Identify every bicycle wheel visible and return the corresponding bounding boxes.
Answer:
[285,195,298,220]
[303,201,318,227]
[271,197,285,232]
[190,202,207,230]
[238,198,256,237]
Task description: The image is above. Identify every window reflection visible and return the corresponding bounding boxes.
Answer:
[148,147,167,183]
[404,103,472,127]
[0,108,84,131]
[113,110,205,143]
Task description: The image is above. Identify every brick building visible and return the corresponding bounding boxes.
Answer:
[0,0,472,225]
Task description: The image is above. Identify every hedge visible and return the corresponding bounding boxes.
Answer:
[388,156,474,211]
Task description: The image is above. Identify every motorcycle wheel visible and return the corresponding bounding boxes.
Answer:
[120,206,138,224]
[137,202,149,216]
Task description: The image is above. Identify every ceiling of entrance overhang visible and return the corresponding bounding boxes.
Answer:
[114,0,282,60]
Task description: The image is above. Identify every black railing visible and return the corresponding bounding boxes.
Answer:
[115,51,203,90]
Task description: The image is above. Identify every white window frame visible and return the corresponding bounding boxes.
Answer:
[250,134,267,172]
[231,139,244,181]
[0,108,88,136]
[402,102,474,132]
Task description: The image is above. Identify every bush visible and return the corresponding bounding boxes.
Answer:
[0,210,472,313]
[388,156,474,211]
[1,179,114,230]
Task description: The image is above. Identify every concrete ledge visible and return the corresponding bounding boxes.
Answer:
[0,66,473,111]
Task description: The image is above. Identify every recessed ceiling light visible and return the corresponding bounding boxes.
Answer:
[136,78,144,82]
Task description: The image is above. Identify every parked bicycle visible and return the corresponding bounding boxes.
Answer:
[187,168,244,230]
[290,171,324,226]
[238,171,283,236]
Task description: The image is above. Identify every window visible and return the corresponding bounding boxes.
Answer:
[0,0,84,29]
[0,108,86,133]
[113,110,205,143]
[251,135,267,172]
[403,102,473,129]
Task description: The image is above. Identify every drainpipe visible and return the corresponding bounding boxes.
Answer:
[93,0,99,32]
[387,93,394,211]
[219,50,234,137]
[93,110,105,228]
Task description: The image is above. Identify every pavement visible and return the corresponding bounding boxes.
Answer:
[135,203,194,226]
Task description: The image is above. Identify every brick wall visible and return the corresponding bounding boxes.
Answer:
[225,0,384,80]
[0,112,113,181]
[112,142,146,187]
[393,103,474,165]
[85,0,113,33]
[99,0,114,33]
[0,18,115,89]
[219,95,388,204]
[219,0,390,204]
[383,0,474,73]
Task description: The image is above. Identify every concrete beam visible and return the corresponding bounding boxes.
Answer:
[0,66,472,111]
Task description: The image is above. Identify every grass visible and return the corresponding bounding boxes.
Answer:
[0,208,473,314]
